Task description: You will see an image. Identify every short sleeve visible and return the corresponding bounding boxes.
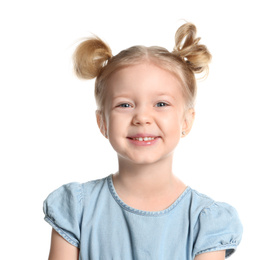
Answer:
[193,202,243,258]
[43,182,83,248]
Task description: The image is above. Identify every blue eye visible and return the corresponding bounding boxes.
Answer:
[156,102,168,107]
[118,103,131,108]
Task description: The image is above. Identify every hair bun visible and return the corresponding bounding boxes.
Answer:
[173,23,211,75]
[73,36,112,79]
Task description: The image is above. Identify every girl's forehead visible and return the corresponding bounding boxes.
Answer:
[106,62,184,96]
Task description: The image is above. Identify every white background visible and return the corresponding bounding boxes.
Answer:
[1,0,278,259]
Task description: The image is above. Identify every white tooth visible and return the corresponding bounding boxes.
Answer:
[132,137,156,141]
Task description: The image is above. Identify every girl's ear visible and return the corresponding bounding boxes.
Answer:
[96,110,108,138]
[181,108,195,137]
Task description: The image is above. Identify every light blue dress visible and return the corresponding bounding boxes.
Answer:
[43,174,243,259]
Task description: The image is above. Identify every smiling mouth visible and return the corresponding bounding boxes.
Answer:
[128,137,157,141]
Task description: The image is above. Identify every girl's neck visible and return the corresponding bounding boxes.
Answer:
[113,156,184,199]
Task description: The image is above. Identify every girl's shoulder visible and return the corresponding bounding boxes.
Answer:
[43,175,110,248]
[187,188,243,258]
[188,187,237,213]
[44,175,108,203]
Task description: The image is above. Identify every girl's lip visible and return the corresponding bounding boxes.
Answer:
[127,136,160,146]
[127,133,158,138]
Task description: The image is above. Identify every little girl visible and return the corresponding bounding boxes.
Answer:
[44,22,243,260]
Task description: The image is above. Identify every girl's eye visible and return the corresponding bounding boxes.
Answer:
[156,102,168,107]
[118,103,132,108]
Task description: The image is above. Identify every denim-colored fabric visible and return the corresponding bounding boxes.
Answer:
[43,174,242,259]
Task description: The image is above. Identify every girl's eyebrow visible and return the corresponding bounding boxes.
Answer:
[111,94,131,100]
[112,92,175,99]
[156,92,176,99]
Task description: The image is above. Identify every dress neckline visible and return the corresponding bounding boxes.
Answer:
[107,174,191,217]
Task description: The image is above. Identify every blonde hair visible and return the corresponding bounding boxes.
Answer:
[73,22,211,114]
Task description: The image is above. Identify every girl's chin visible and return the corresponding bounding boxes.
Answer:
[117,153,172,166]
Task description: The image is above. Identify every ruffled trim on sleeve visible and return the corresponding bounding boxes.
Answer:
[193,202,243,258]
[44,215,80,247]
[43,182,83,248]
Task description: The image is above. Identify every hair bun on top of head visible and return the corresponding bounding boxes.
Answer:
[73,36,112,79]
[73,22,211,82]
[173,23,212,76]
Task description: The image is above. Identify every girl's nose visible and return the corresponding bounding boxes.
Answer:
[132,109,153,126]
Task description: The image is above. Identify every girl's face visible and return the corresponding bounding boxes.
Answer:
[98,62,194,165]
